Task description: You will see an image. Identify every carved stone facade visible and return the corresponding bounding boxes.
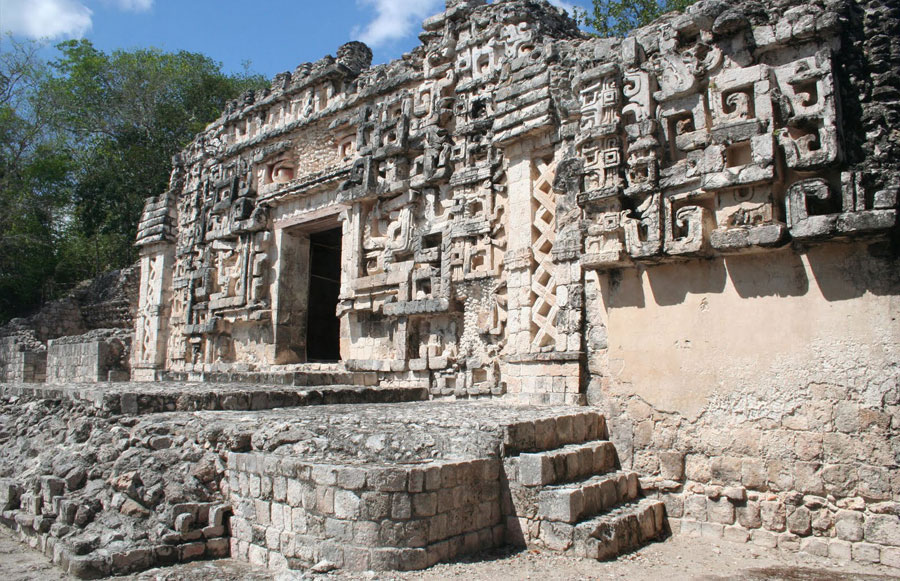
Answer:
[2,0,900,575]
[134,0,896,403]
[126,0,899,567]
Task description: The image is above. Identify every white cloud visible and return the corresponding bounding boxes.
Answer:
[0,0,154,40]
[103,0,153,12]
[0,0,92,39]
[355,0,443,47]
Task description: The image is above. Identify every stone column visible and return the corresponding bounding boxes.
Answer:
[131,244,175,381]
[271,228,310,364]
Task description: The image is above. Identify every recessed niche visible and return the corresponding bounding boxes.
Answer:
[726,142,752,167]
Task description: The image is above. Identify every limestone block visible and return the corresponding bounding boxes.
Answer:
[658,452,685,481]
[723,525,750,544]
[786,506,812,536]
[865,514,900,547]
[881,547,900,569]
[334,490,361,520]
[777,532,801,552]
[391,493,412,520]
[412,493,438,518]
[836,510,865,542]
[760,501,786,532]
[736,501,761,529]
[708,498,736,525]
[179,541,206,560]
[247,544,268,567]
[684,494,707,521]
[852,542,882,564]
[710,457,742,485]
[700,522,724,539]
[369,468,408,492]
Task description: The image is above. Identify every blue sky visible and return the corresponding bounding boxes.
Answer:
[1,0,590,79]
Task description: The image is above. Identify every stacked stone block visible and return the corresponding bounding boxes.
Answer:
[0,381,427,416]
[0,343,46,383]
[502,413,667,559]
[660,483,900,567]
[503,358,582,405]
[46,331,131,383]
[226,454,505,571]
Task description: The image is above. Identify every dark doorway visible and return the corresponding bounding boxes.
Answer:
[306,227,342,361]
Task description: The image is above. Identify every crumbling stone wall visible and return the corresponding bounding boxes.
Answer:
[0,332,47,383]
[0,395,232,577]
[46,329,132,383]
[227,454,504,571]
[0,265,139,384]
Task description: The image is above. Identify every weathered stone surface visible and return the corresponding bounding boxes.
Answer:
[866,515,900,547]
[2,0,900,576]
[836,510,865,542]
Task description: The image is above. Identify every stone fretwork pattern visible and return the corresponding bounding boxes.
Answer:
[1,0,900,576]
[36,0,893,573]
[133,0,897,403]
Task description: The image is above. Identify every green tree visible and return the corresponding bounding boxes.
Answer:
[0,37,73,321]
[0,37,267,323]
[44,40,267,282]
[578,0,697,37]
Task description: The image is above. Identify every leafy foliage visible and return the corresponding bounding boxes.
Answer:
[0,39,69,320]
[576,0,697,37]
[0,37,267,323]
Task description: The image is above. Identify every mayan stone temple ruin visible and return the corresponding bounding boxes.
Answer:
[0,0,898,577]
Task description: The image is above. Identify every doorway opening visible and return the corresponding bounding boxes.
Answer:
[306,227,342,361]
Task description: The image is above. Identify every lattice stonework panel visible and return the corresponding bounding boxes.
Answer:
[530,157,559,351]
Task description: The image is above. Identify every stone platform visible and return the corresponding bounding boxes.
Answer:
[0,393,667,577]
[0,381,426,416]
[217,402,667,571]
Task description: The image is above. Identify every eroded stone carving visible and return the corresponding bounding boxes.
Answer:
[130,0,896,402]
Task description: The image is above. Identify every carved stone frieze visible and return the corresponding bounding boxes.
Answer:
[131,0,896,400]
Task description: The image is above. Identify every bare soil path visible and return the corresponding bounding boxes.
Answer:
[2,526,895,580]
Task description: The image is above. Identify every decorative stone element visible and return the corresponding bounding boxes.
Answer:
[2,0,900,576]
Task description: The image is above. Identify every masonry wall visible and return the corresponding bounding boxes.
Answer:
[0,338,46,383]
[46,330,131,383]
[586,240,900,564]
[226,453,504,571]
[120,0,900,566]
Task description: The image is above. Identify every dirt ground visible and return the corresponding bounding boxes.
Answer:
[2,527,896,581]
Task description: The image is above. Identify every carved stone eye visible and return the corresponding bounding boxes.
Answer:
[268,160,295,184]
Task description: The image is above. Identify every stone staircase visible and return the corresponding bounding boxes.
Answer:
[502,413,668,560]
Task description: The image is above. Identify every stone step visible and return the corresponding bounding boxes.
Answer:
[514,441,618,487]
[573,498,667,560]
[533,498,666,556]
[159,369,378,387]
[503,412,607,455]
[537,471,640,524]
[292,371,378,387]
[0,383,427,415]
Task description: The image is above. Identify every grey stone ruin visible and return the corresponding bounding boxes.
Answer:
[1,0,899,576]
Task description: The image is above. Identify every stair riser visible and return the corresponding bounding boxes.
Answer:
[534,500,666,558]
[574,501,666,560]
[537,472,639,524]
[503,413,607,455]
[516,441,617,487]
